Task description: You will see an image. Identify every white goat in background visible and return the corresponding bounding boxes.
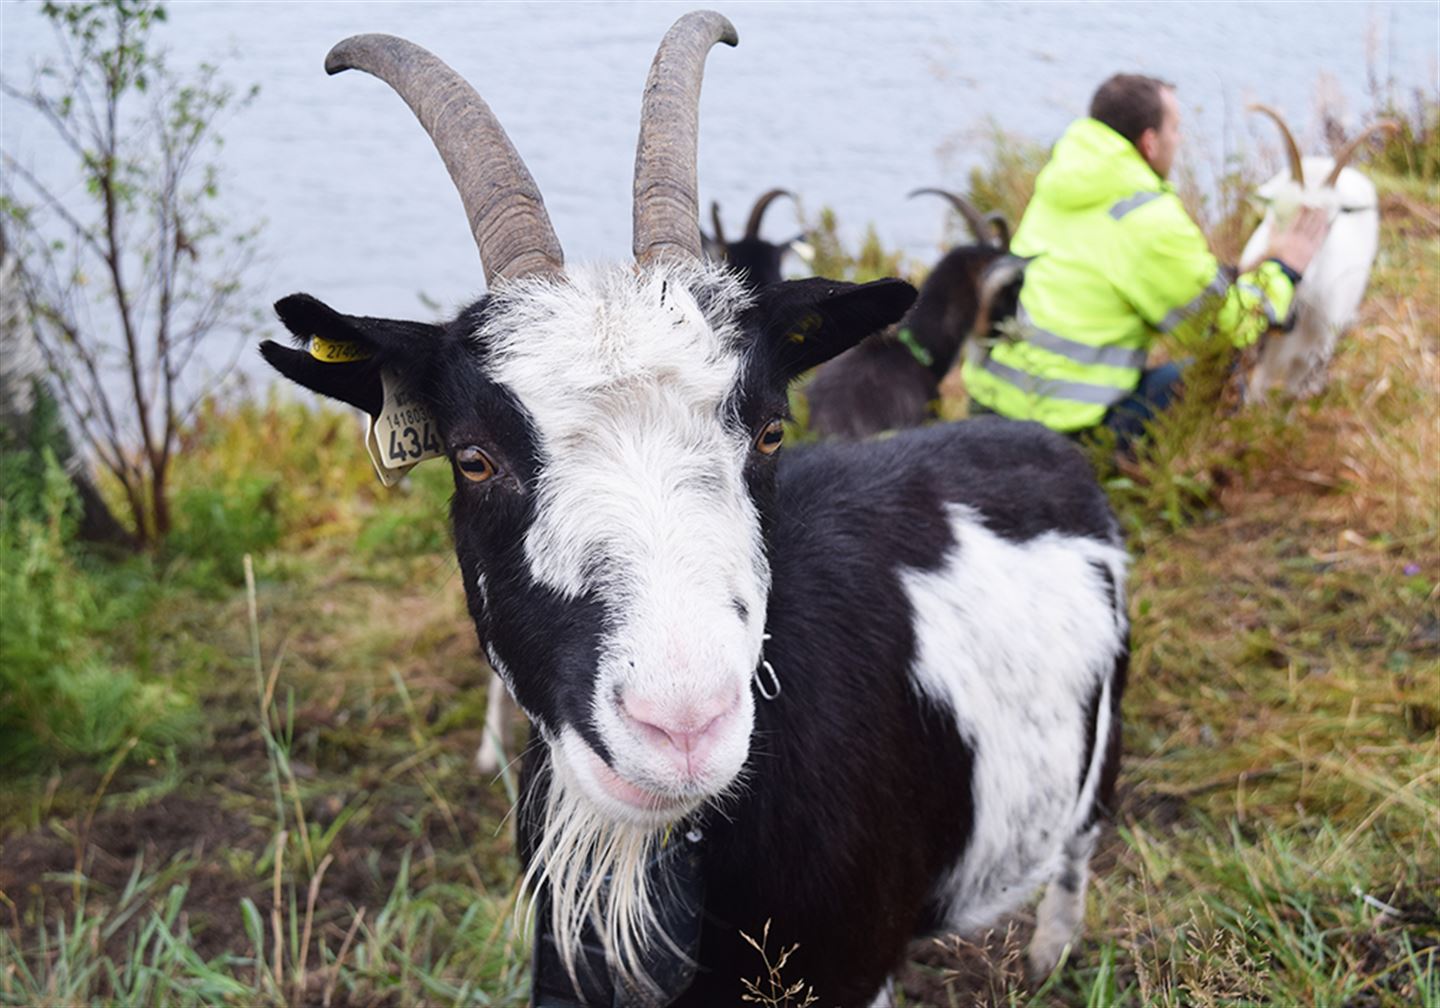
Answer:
[1240,104,1398,400]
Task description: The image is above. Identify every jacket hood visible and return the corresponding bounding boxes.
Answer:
[1032,118,1166,210]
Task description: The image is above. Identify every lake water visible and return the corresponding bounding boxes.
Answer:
[3,0,1436,382]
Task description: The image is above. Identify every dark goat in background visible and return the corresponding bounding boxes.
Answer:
[910,186,1012,251]
[702,188,804,288]
[805,189,1023,440]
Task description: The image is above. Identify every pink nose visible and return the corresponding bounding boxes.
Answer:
[620,689,740,778]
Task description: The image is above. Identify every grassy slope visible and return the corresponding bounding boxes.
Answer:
[987,173,1438,1008]
[0,180,1436,1007]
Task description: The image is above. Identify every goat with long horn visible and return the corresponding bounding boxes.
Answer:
[909,187,1011,249]
[802,188,1019,441]
[262,12,1126,1006]
[1240,104,1399,398]
[703,187,806,288]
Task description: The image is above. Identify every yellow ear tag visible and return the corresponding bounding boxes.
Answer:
[363,371,445,487]
[309,336,373,364]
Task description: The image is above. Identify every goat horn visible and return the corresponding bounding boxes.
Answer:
[1247,103,1306,187]
[633,11,738,266]
[325,34,564,286]
[908,188,993,246]
[1324,120,1401,187]
[743,188,794,240]
[709,200,727,246]
[972,254,1030,338]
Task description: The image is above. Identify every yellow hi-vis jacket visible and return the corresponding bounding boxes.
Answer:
[962,117,1296,432]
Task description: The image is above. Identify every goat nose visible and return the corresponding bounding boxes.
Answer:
[620,689,740,776]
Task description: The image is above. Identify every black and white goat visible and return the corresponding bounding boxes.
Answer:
[262,13,1129,1006]
[1240,105,1398,400]
[805,190,1022,441]
[702,188,805,289]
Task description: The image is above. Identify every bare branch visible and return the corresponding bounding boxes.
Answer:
[4,1,261,544]
[1,154,109,260]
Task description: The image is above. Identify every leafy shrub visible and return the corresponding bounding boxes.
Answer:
[963,121,1049,228]
[803,206,912,283]
[167,473,281,587]
[0,454,194,767]
[168,393,453,565]
[0,380,77,525]
[1368,88,1440,182]
[355,460,453,559]
[172,394,375,545]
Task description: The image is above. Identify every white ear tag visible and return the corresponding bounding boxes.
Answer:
[364,371,445,486]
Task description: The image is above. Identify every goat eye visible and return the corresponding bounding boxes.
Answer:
[755,419,784,456]
[455,446,497,482]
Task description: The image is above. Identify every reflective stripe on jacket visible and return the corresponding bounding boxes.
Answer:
[961,118,1296,432]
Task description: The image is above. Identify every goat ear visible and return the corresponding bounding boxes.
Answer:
[260,293,444,416]
[755,277,917,380]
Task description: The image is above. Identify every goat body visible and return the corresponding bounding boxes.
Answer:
[806,244,1019,441]
[268,267,1128,1004]
[703,189,803,289]
[1239,156,1382,399]
[262,15,1127,1005]
[1239,106,1396,400]
[561,414,1130,1004]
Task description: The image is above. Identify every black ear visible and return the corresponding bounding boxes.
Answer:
[753,277,917,381]
[259,293,445,416]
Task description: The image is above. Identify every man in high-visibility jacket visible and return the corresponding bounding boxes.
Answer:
[962,73,1331,443]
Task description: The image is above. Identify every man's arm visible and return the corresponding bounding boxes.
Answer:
[1113,200,1331,350]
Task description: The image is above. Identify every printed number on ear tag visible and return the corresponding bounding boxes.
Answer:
[364,372,445,486]
[309,336,373,363]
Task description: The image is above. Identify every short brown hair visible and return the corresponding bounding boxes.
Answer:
[1090,74,1174,145]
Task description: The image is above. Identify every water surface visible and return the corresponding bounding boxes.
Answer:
[3,1,1434,362]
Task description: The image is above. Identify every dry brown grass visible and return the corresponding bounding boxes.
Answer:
[909,160,1438,1007]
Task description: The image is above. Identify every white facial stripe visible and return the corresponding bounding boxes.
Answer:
[481,261,759,600]
[477,260,768,783]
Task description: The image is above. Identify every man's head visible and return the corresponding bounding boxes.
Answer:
[1091,73,1180,179]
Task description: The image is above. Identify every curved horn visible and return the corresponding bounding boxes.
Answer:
[1247,103,1305,187]
[709,200,727,246]
[743,188,794,240]
[633,11,738,266]
[1324,120,1401,187]
[908,187,992,245]
[972,254,1029,336]
[325,34,563,286]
